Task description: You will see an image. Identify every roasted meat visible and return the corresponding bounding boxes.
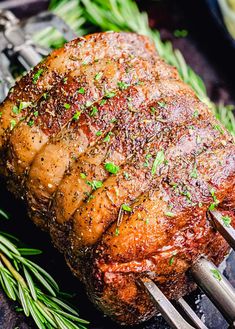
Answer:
[0,32,234,325]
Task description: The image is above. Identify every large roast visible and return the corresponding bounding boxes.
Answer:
[0,32,234,325]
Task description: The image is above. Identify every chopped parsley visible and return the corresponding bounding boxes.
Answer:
[190,163,198,178]
[12,102,32,115]
[122,204,132,212]
[33,69,43,84]
[208,188,219,211]
[165,211,175,217]
[96,130,102,136]
[151,150,165,175]
[157,101,166,108]
[27,120,34,127]
[221,215,231,227]
[90,106,98,117]
[34,111,38,117]
[144,154,152,167]
[73,111,81,121]
[10,119,16,130]
[80,173,86,179]
[77,87,85,94]
[103,132,112,142]
[100,99,107,106]
[86,180,103,190]
[174,29,188,38]
[104,162,120,174]
[117,81,129,90]
[115,228,120,236]
[193,109,199,118]
[169,255,175,265]
[105,91,116,98]
[94,72,103,80]
[210,269,222,281]
[64,103,71,109]
[150,107,156,114]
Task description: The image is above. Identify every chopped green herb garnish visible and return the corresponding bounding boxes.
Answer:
[73,111,81,120]
[43,92,47,99]
[96,130,102,136]
[157,101,166,108]
[174,29,188,38]
[190,163,198,178]
[110,118,117,123]
[100,99,107,106]
[193,109,199,118]
[77,87,85,94]
[34,111,38,117]
[94,72,103,80]
[104,162,120,174]
[64,103,71,109]
[117,81,129,90]
[105,91,116,98]
[90,106,98,116]
[103,132,112,142]
[221,215,231,227]
[10,119,16,130]
[12,105,19,114]
[115,228,120,236]
[210,269,222,281]
[27,120,34,127]
[63,77,68,83]
[169,255,175,265]
[165,211,175,217]
[86,180,103,190]
[150,107,156,114]
[144,154,152,167]
[80,173,86,179]
[33,69,43,84]
[0,112,2,118]
[151,150,165,175]
[122,204,132,212]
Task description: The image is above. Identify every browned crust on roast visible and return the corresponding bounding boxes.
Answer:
[0,32,235,325]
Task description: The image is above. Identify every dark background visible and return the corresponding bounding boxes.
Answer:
[0,0,234,328]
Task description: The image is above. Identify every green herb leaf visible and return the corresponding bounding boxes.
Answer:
[221,215,231,227]
[151,150,165,175]
[90,106,98,116]
[117,81,129,90]
[33,69,43,84]
[94,72,103,80]
[77,87,85,94]
[122,204,132,212]
[210,269,222,281]
[165,211,175,217]
[104,162,120,174]
[73,111,81,121]
[105,91,116,98]
[64,103,71,109]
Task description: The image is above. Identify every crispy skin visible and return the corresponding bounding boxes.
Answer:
[0,32,235,325]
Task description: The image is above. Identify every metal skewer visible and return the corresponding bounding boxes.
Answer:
[209,210,235,250]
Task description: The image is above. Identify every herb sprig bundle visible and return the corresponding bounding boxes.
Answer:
[0,229,88,329]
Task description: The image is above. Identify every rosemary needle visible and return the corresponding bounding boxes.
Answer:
[0,232,89,329]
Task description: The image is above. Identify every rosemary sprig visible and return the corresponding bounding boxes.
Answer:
[0,232,89,329]
[35,0,235,136]
[80,0,235,136]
